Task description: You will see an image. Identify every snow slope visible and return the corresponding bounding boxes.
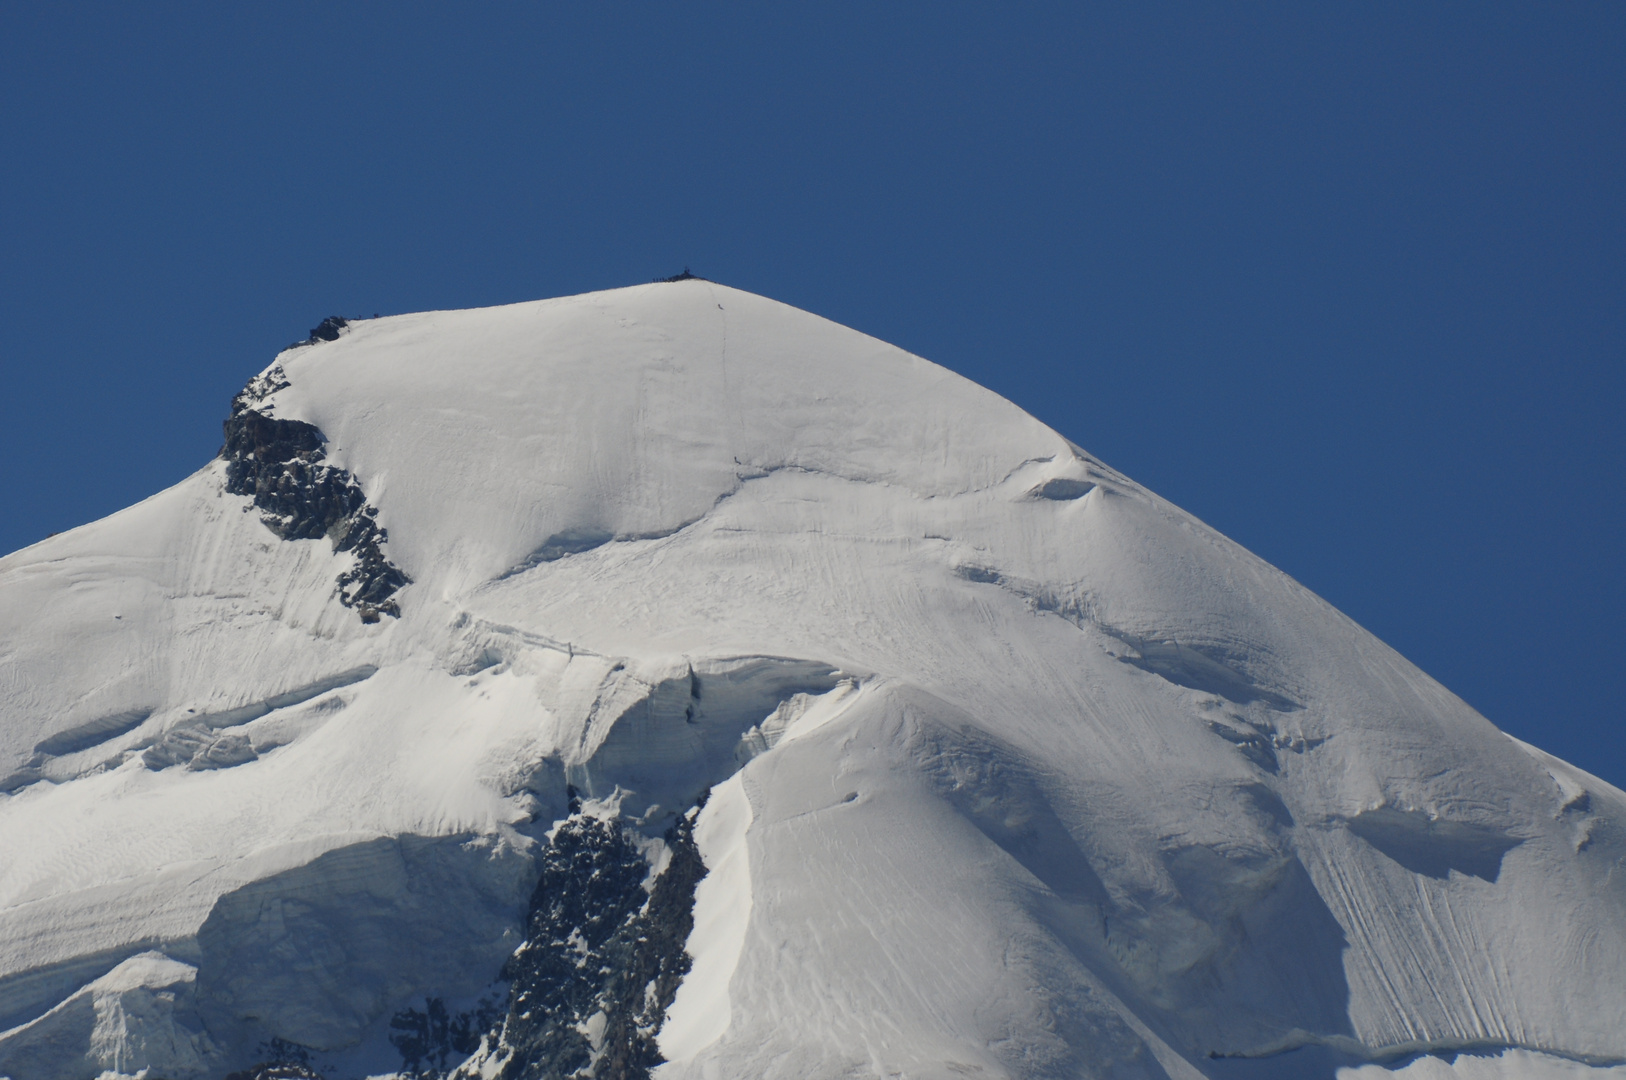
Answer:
[0,281,1622,1079]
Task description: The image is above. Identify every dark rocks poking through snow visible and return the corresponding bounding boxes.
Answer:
[450,789,709,1080]
[309,316,348,342]
[223,1067,326,1080]
[221,368,410,622]
[389,995,505,1077]
[223,1037,327,1079]
[653,268,708,283]
[286,315,350,350]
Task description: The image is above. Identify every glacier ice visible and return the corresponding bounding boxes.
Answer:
[0,281,1622,1078]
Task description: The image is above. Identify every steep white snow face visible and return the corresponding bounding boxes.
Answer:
[0,280,1623,1078]
[656,771,754,1065]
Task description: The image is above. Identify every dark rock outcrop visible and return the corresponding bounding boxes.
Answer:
[285,315,350,350]
[389,995,504,1076]
[223,1067,326,1080]
[220,363,409,622]
[308,316,348,342]
[223,1037,327,1079]
[451,790,709,1080]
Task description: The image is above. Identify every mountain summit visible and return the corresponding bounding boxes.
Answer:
[0,282,1621,1079]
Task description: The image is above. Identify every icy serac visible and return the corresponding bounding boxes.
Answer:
[0,281,1623,1080]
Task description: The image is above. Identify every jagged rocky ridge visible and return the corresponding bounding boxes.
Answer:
[448,790,709,1080]
[220,347,409,622]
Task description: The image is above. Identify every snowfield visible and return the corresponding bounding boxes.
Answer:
[0,281,1621,1079]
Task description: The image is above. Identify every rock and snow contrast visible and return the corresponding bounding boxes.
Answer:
[0,281,1622,1080]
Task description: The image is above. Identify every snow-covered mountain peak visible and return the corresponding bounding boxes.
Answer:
[252,281,1080,603]
[0,283,1622,1079]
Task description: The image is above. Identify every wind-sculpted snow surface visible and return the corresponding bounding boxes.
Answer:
[0,281,1622,1079]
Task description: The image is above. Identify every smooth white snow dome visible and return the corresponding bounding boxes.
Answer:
[0,281,1621,1080]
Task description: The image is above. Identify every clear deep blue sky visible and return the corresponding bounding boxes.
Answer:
[2,4,1622,785]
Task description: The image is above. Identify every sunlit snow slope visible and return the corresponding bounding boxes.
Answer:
[0,282,1622,1080]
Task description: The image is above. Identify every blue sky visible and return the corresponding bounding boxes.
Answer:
[2,3,1622,785]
